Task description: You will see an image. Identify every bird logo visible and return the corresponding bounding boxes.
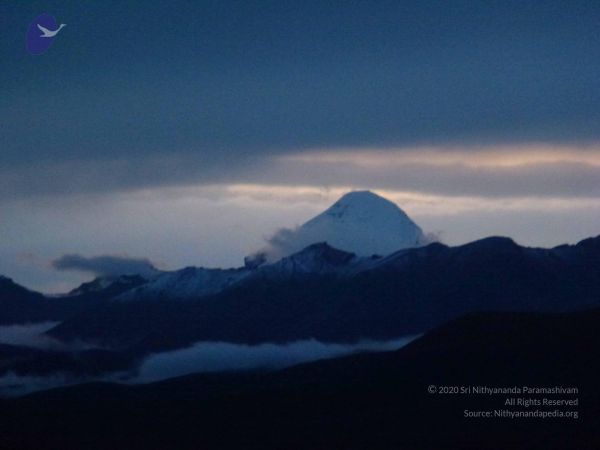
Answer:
[26,13,66,55]
[37,23,66,38]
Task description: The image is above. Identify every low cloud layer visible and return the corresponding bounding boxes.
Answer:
[0,370,129,397]
[0,337,418,396]
[52,254,158,277]
[0,372,78,397]
[136,337,418,383]
[0,323,101,396]
[0,322,97,352]
[0,322,60,349]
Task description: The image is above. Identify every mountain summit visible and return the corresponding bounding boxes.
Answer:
[300,191,428,255]
[248,190,430,265]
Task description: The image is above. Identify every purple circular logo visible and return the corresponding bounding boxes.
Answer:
[26,13,66,55]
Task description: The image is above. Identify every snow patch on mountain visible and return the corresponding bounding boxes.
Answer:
[256,242,370,280]
[67,275,147,297]
[117,267,251,301]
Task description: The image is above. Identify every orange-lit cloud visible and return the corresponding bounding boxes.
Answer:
[281,144,600,168]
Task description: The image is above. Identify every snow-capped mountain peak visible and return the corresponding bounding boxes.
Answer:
[312,190,417,226]
[250,190,430,263]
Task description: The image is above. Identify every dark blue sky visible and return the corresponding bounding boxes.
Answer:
[2,1,600,192]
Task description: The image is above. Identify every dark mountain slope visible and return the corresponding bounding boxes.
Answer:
[0,276,68,325]
[0,342,134,380]
[48,236,600,354]
[0,275,146,325]
[1,308,598,449]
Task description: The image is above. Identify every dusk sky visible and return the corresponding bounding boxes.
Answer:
[2,0,600,292]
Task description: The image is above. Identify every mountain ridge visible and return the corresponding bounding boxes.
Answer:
[43,235,600,352]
